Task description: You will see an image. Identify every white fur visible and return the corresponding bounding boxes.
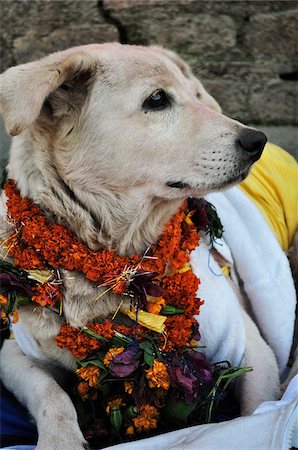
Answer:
[0,43,283,449]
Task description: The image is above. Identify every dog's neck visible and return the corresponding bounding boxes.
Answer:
[64,182,184,255]
[7,135,183,256]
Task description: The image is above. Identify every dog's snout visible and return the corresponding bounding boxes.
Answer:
[238,129,267,157]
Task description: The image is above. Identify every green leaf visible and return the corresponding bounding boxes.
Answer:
[161,305,184,315]
[15,294,31,306]
[163,399,198,424]
[112,331,134,347]
[77,359,107,371]
[139,341,155,368]
[124,405,139,420]
[110,408,123,433]
[82,327,109,342]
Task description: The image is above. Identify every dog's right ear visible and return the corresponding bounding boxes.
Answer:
[0,50,97,136]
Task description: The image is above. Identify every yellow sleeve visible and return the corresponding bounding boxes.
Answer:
[239,143,298,251]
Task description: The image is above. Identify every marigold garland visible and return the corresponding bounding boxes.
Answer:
[0,180,251,446]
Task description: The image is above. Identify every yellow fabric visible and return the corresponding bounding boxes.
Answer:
[239,143,298,251]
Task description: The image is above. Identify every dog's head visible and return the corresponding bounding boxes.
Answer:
[0,43,266,201]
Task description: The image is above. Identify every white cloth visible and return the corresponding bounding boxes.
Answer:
[190,235,246,367]
[206,187,296,375]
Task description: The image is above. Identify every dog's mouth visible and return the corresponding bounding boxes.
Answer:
[166,181,190,189]
[166,166,250,194]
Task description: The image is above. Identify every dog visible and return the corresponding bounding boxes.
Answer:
[0,43,296,450]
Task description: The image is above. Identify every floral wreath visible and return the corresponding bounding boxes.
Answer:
[0,180,250,446]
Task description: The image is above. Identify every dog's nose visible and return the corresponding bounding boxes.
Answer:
[238,129,267,157]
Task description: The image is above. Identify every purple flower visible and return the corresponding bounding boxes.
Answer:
[0,272,33,297]
[168,365,198,403]
[191,322,201,342]
[187,198,209,230]
[184,350,213,381]
[128,271,164,308]
[110,346,141,378]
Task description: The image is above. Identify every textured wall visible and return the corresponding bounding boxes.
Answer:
[1,0,297,172]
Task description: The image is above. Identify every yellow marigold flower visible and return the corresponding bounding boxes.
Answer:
[124,380,134,395]
[103,347,125,367]
[133,404,159,433]
[146,297,166,315]
[106,397,125,415]
[76,365,100,388]
[145,360,170,390]
[126,425,135,436]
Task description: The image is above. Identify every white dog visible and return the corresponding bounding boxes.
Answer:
[0,43,295,450]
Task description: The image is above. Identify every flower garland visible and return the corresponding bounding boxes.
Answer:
[0,180,249,446]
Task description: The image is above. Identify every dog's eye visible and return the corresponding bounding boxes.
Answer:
[143,89,170,110]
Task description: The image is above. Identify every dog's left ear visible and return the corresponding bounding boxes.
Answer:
[150,46,222,114]
[0,51,96,136]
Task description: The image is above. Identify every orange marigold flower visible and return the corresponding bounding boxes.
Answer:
[56,325,101,359]
[161,271,201,317]
[11,247,44,270]
[146,297,166,315]
[1,310,9,323]
[103,347,125,367]
[77,381,90,400]
[164,315,197,350]
[181,224,200,252]
[170,250,189,271]
[32,282,62,308]
[145,359,170,390]
[12,309,19,324]
[124,380,134,395]
[0,294,8,308]
[112,323,148,340]
[91,320,115,340]
[132,404,159,433]
[76,365,100,387]
[106,398,125,415]
[125,425,135,436]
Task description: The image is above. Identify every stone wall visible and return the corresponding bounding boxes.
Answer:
[1,0,297,171]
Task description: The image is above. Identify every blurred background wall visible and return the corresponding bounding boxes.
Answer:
[1,0,297,181]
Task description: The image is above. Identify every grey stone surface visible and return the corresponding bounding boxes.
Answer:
[1,0,119,67]
[245,9,298,56]
[13,25,119,63]
[249,79,298,125]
